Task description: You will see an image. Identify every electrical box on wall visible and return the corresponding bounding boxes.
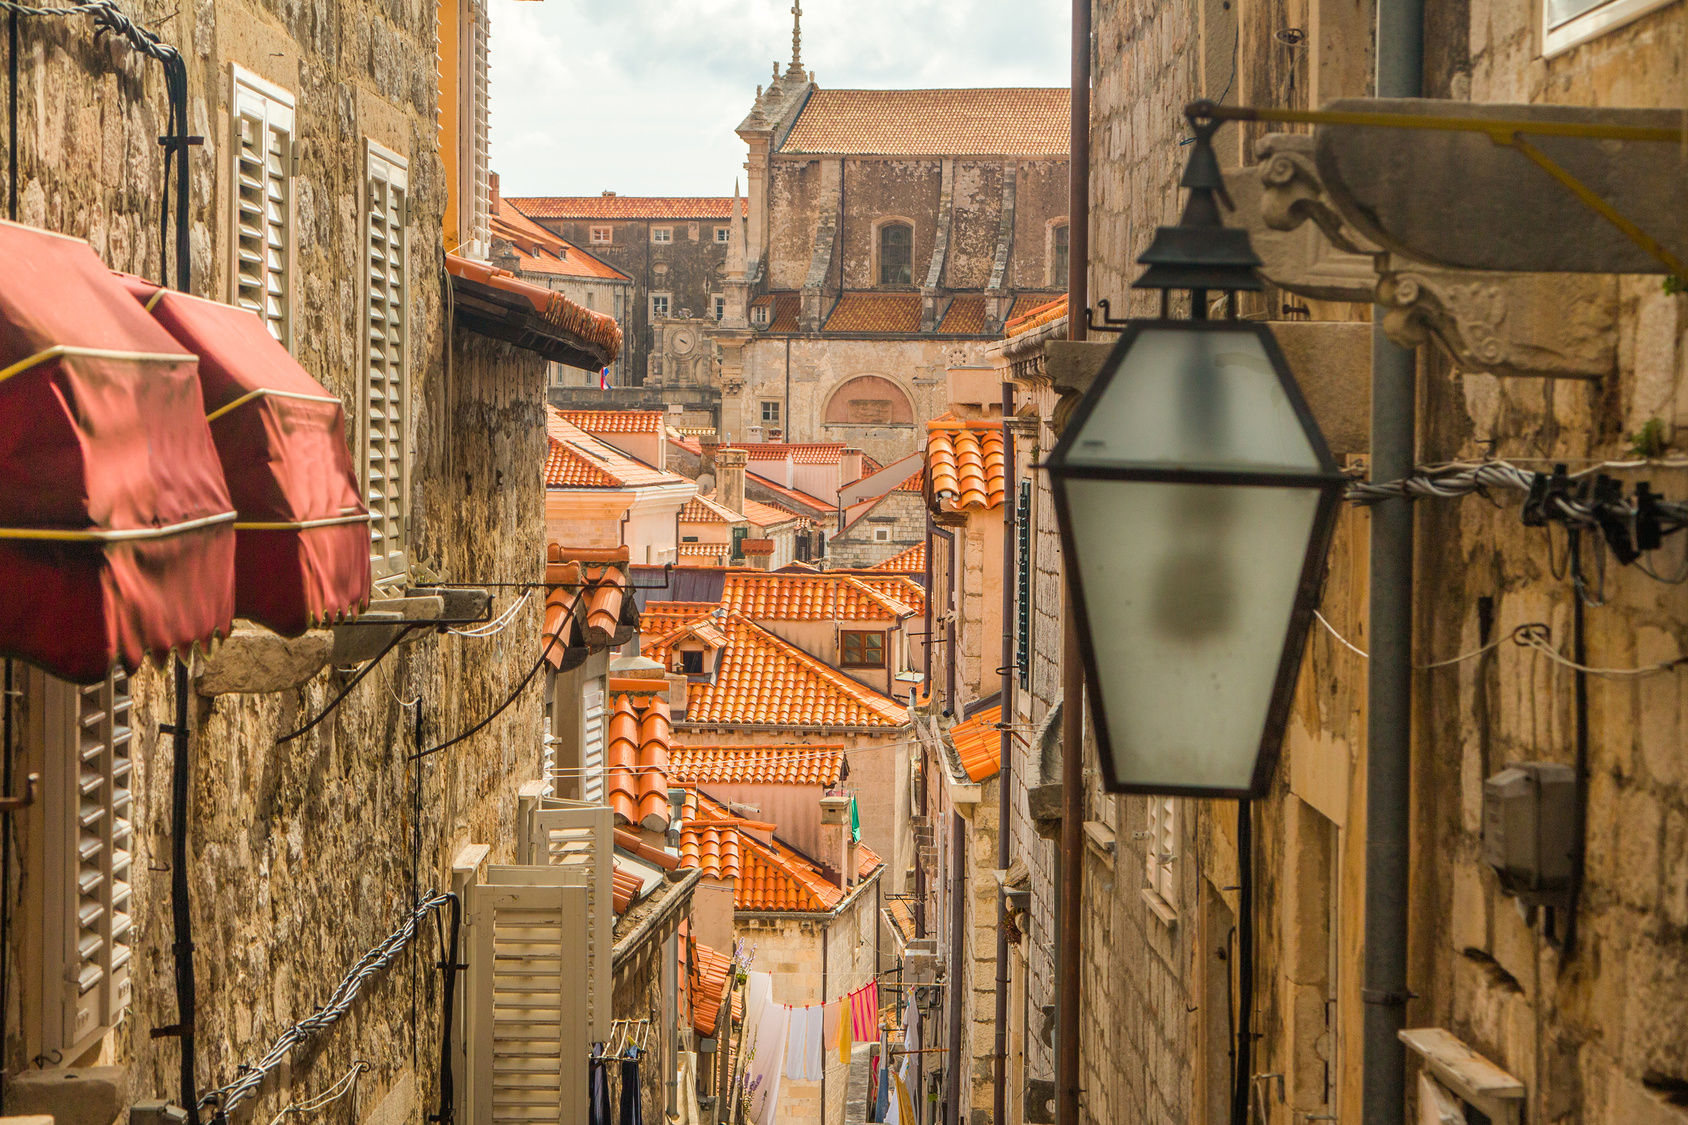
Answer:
[1482,762,1576,909]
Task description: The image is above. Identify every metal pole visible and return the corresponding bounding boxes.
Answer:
[1363,0,1422,1095]
[1068,0,1090,344]
[944,811,965,1125]
[992,385,1016,1125]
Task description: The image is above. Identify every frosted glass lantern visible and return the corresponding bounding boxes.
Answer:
[1047,319,1346,797]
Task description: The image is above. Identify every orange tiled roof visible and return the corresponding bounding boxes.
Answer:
[641,601,722,635]
[721,572,917,622]
[679,792,884,912]
[938,296,987,335]
[671,745,845,788]
[750,292,801,333]
[611,862,646,915]
[492,196,630,282]
[680,493,744,524]
[724,443,848,465]
[777,89,1071,156]
[644,611,731,670]
[555,410,665,435]
[682,616,909,729]
[507,196,749,220]
[690,941,735,1036]
[895,469,924,492]
[1009,293,1066,322]
[885,897,917,944]
[540,556,630,664]
[545,410,687,489]
[677,543,733,562]
[869,543,926,573]
[927,416,1006,510]
[824,294,922,334]
[741,497,807,527]
[1005,294,1068,337]
[678,814,745,883]
[854,575,927,618]
[952,704,1003,782]
[746,471,834,516]
[740,539,775,556]
[607,686,674,831]
[445,253,622,361]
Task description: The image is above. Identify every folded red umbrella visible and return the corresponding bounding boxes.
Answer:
[0,221,236,683]
[116,274,371,636]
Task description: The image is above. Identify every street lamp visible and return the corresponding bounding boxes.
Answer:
[1047,117,1347,798]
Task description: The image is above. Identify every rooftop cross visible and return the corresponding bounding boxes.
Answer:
[788,1,802,76]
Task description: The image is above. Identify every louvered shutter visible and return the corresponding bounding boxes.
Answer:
[463,875,588,1125]
[365,142,410,579]
[523,805,612,1045]
[456,0,490,255]
[581,685,605,805]
[230,67,294,349]
[39,669,133,1056]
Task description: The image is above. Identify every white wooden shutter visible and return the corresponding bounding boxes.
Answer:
[39,668,133,1056]
[457,0,490,256]
[230,66,294,349]
[365,141,410,580]
[463,875,589,1125]
[1146,798,1177,907]
[524,806,612,1045]
[581,685,605,805]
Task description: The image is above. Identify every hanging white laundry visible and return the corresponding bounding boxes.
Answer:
[785,1006,808,1080]
[805,1005,825,1079]
[745,997,788,1125]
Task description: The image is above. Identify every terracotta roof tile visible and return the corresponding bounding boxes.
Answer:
[745,471,834,516]
[740,497,807,528]
[721,572,916,622]
[1005,294,1068,337]
[750,292,801,333]
[869,543,926,573]
[670,745,845,788]
[854,575,927,618]
[607,687,673,831]
[612,862,646,915]
[507,196,749,220]
[951,704,1002,782]
[554,410,665,435]
[778,89,1071,156]
[690,941,735,1036]
[823,294,922,334]
[492,197,630,281]
[676,543,733,562]
[545,410,687,489]
[1009,293,1066,322]
[739,538,775,556]
[680,493,744,524]
[926,416,1006,510]
[683,615,908,729]
[938,296,987,335]
[739,832,842,911]
[885,897,917,944]
[640,601,722,636]
[445,253,622,360]
[723,442,848,465]
[895,469,924,492]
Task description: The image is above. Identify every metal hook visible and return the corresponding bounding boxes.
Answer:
[0,773,38,813]
[1083,307,1128,334]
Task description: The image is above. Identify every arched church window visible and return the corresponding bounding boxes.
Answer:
[879,223,913,286]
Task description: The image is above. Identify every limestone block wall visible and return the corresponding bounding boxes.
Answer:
[945,161,1008,291]
[827,493,927,570]
[1007,161,1071,293]
[832,159,943,292]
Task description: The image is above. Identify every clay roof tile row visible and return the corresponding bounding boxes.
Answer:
[951,704,1003,782]
[869,543,926,573]
[927,416,1006,510]
[669,745,845,788]
[720,572,916,622]
[607,688,674,831]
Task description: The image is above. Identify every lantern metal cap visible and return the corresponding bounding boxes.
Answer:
[1134,117,1265,293]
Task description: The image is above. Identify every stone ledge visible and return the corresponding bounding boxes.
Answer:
[194,626,333,696]
[9,1067,129,1125]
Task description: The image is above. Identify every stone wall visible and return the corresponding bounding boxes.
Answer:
[827,493,927,570]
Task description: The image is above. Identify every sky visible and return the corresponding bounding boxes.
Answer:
[488,0,1071,198]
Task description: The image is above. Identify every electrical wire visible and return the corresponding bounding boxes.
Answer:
[1312,610,1367,658]
[448,590,531,637]
[261,1061,368,1125]
[1309,613,1686,678]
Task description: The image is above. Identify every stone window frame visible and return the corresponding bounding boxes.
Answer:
[589,225,612,244]
[1542,0,1674,55]
[713,294,726,321]
[1047,217,1071,289]
[841,629,886,668]
[871,215,917,288]
[752,303,770,327]
[651,226,674,244]
[650,292,671,319]
[715,226,730,243]
[761,400,781,424]
[872,527,891,543]
[1141,797,1179,926]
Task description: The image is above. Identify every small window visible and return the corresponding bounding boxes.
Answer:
[680,650,705,675]
[652,227,673,244]
[873,527,891,543]
[715,226,730,243]
[1144,798,1179,921]
[651,293,670,318]
[714,295,726,321]
[681,535,699,543]
[753,304,770,326]
[590,226,612,244]
[841,631,885,668]
[761,401,781,424]
[1052,223,1070,289]
[878,222,913,286]
[1544,0,1673,53]
[730,526,748,560]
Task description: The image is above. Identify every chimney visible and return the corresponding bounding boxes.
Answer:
[716,448,748,516]
[819,793,852,890]
[841,448,864,487]
[489,171,500,215]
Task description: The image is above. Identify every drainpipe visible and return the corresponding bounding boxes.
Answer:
[1057,1,1090,1123]
[1363,0,1422,1118]
[992,385,1015,1125]
[945,810,965,1125]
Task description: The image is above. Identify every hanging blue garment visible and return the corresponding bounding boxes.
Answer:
[874,1051,891,1122]
[619,1048,643,1125]
[590,1055,613,1125]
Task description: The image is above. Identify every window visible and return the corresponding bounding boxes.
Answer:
[715,226,730,243]
[365,141,410,581]
[873,527,891,543]
[230,66,295,348]
[34,669,134,1057]
[761,401,781,424]
[1016,480,1031,688]
[1544,0,1673,53]
[651,293,670,318]
[456,0,490,255]
[842,630,885,668]
[714,295,726,320]
[878,222,913,286]
[730,526,748,560]
[795,530,812,562]
[652,227,672,244]
[680,650,705,675]
[1143,798,1178,921]
[681,535,699,543]
[752,303,770,326]
[590,225,612,244]
[1051,223,1070,289]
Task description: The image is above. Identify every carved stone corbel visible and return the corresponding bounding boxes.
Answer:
[1228,134,1617,380]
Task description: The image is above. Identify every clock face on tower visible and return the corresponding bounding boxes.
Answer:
[671,328,696,355]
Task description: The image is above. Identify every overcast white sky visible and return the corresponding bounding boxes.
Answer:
[487,0,1071,197]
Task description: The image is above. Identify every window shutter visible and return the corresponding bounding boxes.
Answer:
[582,685,605,805]
[365,142,410,580]
[231,68,294,349]
[40,669,133,1056]
[521,805,613,1045]
[458,0,490,255]
[1016,480,1032,689]
[463,875,589,1125]
[1146,798,1177,907]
